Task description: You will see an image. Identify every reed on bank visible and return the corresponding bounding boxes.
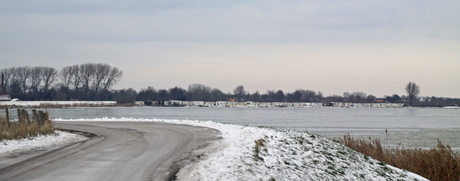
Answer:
[1,109,54,140]
[340,134,460,181]
[1,121,54,140]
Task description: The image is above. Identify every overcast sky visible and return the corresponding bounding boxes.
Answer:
[1,0,459,97]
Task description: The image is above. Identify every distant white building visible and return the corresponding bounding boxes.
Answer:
[0,94,11,101]
[151,100,404,108]
[134,101,145,106]
[330,102,404,108]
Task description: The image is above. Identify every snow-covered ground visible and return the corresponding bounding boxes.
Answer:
[54,118,427,181]
[0,130,87,155]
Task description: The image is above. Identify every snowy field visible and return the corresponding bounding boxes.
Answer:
[48,118,426,181]
[0,130,87,155]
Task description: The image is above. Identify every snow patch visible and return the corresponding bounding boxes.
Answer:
[1,130,87,155]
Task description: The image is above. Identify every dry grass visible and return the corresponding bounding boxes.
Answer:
[1,108,55,141]
[254,138,267,161]
[340,134,460,181]
[1,121,54,141]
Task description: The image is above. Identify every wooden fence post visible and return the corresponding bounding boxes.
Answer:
[32,109,38,123]
[1,108,10,127]
[38,110,44,126]
[17,109,23,124]
[24,109,30,124]
[5,107,9,127]
[18,109,30,125]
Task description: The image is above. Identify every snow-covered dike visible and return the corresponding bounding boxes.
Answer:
[56,117,427,181]
[0,131,87,155]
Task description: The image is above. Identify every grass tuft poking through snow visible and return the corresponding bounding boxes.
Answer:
[56,118,427,180]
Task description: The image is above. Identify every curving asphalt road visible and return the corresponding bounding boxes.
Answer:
[0,122,220,181]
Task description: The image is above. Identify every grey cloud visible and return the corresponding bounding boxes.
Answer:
[1,0,459,46]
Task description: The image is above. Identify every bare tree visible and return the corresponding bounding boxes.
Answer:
[304,90,317,102]
[169,86,187,101]
[17,67,31,94]
[343,92,350,102]
[233,85,247,101]
[70,65,82,91]
[60,66,74,89]
[29,67,43,93]
[103,66,123,90]
[289,89,317,102]
[275,90,285,102]
[366,95,376,103]
[42,67,58,91]
[350,92,367,103]
[4,67,21,96]
[0,68,12,93]
[187,84,211,101]
[265,90,276,102]
[316,91,324,102]
[93,64,111,92]
[209,88,226,101]
[79,63,96,93]
[138,86,158,101]
[60,65,82,98]
[251,91,261,102]
[405,82,420,106]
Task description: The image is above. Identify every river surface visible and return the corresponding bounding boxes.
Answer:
[44,107,460,151]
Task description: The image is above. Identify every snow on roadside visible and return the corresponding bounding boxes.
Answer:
[56,118,427,181]
[0,130,87,155]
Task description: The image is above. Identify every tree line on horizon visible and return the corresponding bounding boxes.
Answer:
[121,83,459,107]
[1,64,459,107]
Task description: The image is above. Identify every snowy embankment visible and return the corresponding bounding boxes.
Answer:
[55,118,427,181]
[0,130,87,155]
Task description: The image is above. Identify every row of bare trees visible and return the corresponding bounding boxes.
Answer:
[60,64,123,94]
[0,63,122,100]
[1,67,58,99]
[133,84,374,104]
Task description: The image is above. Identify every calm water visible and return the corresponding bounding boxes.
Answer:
[45,107,460,151]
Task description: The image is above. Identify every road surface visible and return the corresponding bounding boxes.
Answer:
[0,121,220,181]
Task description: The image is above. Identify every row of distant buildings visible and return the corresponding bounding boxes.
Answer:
[138,100,404,108]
